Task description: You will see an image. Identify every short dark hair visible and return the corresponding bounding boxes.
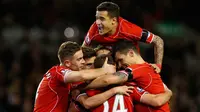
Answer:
[97,1,120,18]
[82,46,96,59]
[113,39,138,55]
[94,54,115,68]
[94,45,112,53]
[58,41,80,63]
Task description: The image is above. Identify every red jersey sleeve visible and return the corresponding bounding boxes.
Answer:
[120,18,154,43]
[130,86,148,102]
[56,68,72,83]
[83,22,98,46]
[126,65,144,80]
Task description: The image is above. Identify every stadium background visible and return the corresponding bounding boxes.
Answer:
[0,0,199,112]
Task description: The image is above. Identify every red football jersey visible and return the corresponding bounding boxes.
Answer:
[68,82,88,112]
[86,89,134,112]
[127,63,170,112]
[83,84,147,112]
[83,17,154,49]
[34,65,72,112]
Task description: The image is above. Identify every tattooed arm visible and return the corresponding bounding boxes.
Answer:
[151,35,164,65]
[84,71,129,89]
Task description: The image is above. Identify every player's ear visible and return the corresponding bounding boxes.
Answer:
[64,60,71,67]
[128,49,134,57]
[112,17,117,24]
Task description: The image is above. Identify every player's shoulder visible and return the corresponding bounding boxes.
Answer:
[119,17,142,35]
[127,63,150,71]
[88,22,98,35]
[48,65,72,76]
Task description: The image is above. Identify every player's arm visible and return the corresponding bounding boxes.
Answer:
[64,68,106,83]
[77,86,133,109]
[85,70,132,89]
[151,35,164,65]
[139,29,164,73]
[139,28,164,66]
[127,23,164,66]
[140,85,172,107]
[64,58,115,83]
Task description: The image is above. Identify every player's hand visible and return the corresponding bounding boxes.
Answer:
[103,57,116,74]
[150,64,161,73]
[112,85,133,96]
[163,83,173,96]
[163,83,171,92]
[71,89,80,100]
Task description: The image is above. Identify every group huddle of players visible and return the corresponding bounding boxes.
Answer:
[33,1,172,112]
[68,43,172,112]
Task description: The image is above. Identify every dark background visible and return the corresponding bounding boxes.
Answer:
[0,0,200,112]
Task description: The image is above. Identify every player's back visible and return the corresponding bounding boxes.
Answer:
[128,63,164,93]
[34,65,71,112]
[127,63,170,112]
[87,89,134,112]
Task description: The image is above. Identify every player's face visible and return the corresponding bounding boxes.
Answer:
[115,51,133,69]
[84,56,96,69]
[96,11,115,35]
[70,50,86,71]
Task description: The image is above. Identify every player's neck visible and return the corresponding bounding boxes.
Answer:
[135,57,145,64]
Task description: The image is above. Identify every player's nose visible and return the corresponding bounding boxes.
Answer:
[96,19,101,25]
[81,59,85,65]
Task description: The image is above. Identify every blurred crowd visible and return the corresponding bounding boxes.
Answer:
[0,0,200,112]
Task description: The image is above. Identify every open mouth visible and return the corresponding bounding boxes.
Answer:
[97,25,103,33]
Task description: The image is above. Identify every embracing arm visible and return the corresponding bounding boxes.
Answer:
[140,86,172,107]
[151,35,164,65]
[64,68,106,83]
[77,86,133,109]
[64,58,115,83]
[77,88,116,109]
[84,71,130,89]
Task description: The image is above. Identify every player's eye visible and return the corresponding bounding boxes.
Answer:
[100,17,105,21]
[86,63,93,66]
[77,57,83,61]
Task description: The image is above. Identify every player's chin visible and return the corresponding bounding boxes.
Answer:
[98,32,104,35]
[79,66,85,70]
[98,30,106,35]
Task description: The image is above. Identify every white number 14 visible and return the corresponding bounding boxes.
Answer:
[103,94,127,112]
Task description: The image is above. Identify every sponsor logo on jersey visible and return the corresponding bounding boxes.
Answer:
[136,87,145,93]
[85,33,91,44]
[61,69,72,76]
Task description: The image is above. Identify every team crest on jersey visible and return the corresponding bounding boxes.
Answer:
[85,33,91,44]
[136,87,145,93]
[61,69,72,76]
